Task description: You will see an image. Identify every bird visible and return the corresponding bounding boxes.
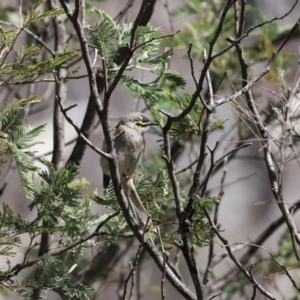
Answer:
[100,112,157,228]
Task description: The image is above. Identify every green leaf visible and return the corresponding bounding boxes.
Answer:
[163,70,187,89]
[5,140,39,200]
[210,119,227,133]
[88,8,117,62]
[24,8,65,26]
[14,125,45,148]
[0,48,79,80]
[143,91,164,126]
[0,26,17,50]
[0,97,40,132]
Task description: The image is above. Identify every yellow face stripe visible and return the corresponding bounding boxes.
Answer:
[136,120,149,126]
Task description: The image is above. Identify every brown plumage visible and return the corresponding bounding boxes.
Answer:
[100,112,156,228]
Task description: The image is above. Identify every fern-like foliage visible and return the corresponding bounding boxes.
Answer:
[0,26,17,53]
[164,92,202,142]
[24,8,65,26]
[88,8,118,63]
[35,254,92,299]
[1,47,79,80]
[0,96,39,131]
[0,1,79,84]
[88,8,189,126]
[30,160,91,239]
[0,159,107,298]
[0,97,45,200]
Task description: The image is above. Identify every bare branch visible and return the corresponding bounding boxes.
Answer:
[170,0,234,122]
[204,208,277,299]
[57,96,111,160]
[35,2,68,298]
[114,0,135,22]
[122,245,143,300]
[212,0,298,59]
[0,20,55,56]
[208,292,222,300]
[240,199,300,266]
[233,0,300,261]
[58,0,102,115]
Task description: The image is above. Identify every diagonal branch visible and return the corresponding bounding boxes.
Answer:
[204,208,277,299]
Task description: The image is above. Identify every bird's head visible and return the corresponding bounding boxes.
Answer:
[119,112,157,135]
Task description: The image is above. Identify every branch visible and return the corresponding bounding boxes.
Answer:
[214,68,269,107]
[241,243,300,293]
[212,0,298,59]
[122,244,143,299]
[58,0,102,116]
[59,1,196,297]
[233,1,300,261]
[203,168,227,284]
[207,200,300,295]
[170,0,234,122]
[67,72,103,166]
[114,0,135,22]
[7,212,120,278]
[35,2,68,298]
[240,199,300,266]
[161,111,204,299]
[0,20,55,56]
[204,208,277,299]
[161,130,184,218]
[57,96,111,160]
[51,17,68,170]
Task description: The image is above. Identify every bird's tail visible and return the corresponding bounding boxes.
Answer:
[123,178,151,229]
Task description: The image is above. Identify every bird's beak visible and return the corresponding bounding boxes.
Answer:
[149,122,158,126]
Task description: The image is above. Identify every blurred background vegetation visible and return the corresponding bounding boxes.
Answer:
[0,0,299,299]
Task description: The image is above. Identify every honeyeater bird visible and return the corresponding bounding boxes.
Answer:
[100,112,157,228]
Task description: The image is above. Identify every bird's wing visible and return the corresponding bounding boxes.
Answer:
[102,126,126,189]
[103,174,111,189]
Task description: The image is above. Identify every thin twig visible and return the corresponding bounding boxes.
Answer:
[102,58,108,92]
[132,30,180,52]
[204,208,277,299]
[57,95,111,159]
[187,43,211,111]
[233,0,300,261]
[214,69,269,107]
[0,20,55,56]
[241,243,300,293]
[212,0,298,59]
[59,0,102,115]
[122,244,143,300]
[249,264,257,300]
[215,143,252,165]
[170,0,234,123]
[174,158,199,175]
[208,292,222,300]
[114,0,135,22]
[158,227,168,300]
[6,212,120,278]
[208,199,300,295]
[34,1,68,297]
